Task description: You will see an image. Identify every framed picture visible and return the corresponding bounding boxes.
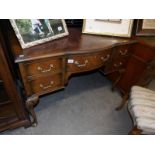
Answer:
[135,19,155,36]
[82,19,134,38]
[10,19,69,49]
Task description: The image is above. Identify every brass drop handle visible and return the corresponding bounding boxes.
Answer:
[101,54,110,62]
[40,81,54,90]
[114,62,123,67]
[74,60,88,67]
[119,49,128,56]
[37,64,54,73]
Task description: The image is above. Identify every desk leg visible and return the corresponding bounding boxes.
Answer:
[111,69,125,91]
[115,92,129,111]
[26,95,39,127]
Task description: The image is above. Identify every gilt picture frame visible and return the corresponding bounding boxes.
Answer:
[10,19,69,49]
[135,19,155,36]
[82,19,134,38]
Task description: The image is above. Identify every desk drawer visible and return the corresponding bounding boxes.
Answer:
[67,50,111,73]
[104,56,129,74]
[115,44,131,57]
[29,73,62,95]
[25,58,62,77]
[103,45,132,74]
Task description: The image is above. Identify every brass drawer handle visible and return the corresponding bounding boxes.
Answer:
[101,54,110,62]
[114,62,123,68]
[119,49,128,56]
[37,64,54,73]
[74,60,88,67]
[39,81,54,90]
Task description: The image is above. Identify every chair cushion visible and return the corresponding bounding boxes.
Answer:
[130,98,155,108]
[128,104,155,134]
[131,86,155,94]
[131,86,155,100]
[136,118,155,134]
[128,86,155,134]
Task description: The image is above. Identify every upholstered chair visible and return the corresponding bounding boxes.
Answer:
[128,86,155,135]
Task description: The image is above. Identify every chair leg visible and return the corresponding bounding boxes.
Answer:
[128,126,142,135]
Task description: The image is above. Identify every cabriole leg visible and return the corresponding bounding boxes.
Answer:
[26,95,39,127]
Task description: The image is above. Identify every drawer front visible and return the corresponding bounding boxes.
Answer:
[103,45,131,74]
[114,44,131,57]
[25,58,62,77]
[67,50,111,73]
[29,73,63,95]
[96,52,111,65]
[104,57,129,73]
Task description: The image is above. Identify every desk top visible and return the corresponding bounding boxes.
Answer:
[133,36,155,50]
[15,28,136,63]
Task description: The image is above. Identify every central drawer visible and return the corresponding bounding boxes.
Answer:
[67,50,111,73]
[29,73,63,95]
[25,58,63,77]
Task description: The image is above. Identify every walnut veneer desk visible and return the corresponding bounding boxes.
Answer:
[3,25,155,126]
